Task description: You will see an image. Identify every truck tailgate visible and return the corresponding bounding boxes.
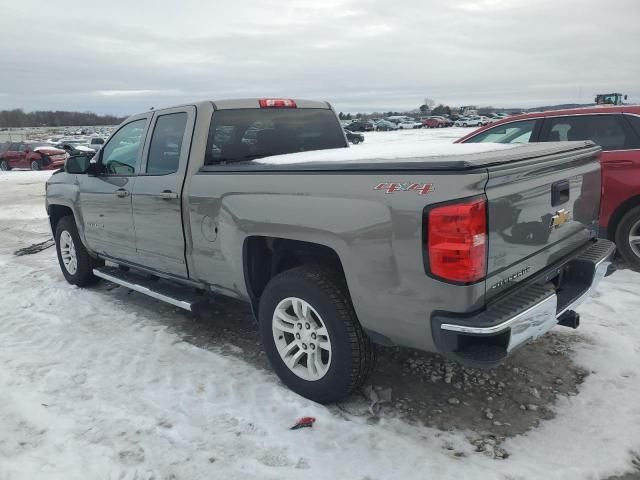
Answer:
[484,142,602,300]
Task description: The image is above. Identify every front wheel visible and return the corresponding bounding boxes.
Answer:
[615,206,640,270]
[55,216,102,286]
[259,265,375,404]
[31,159,41,170]
[351,137,360,144]
[0,159,9,171]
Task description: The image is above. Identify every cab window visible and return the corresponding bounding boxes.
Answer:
[101,119,147,175]
[146,112,188,175]
[465,120,536,144]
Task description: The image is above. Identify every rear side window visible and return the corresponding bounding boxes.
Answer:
[541,114,638,151]
[465,120,536,144]
[624,114,640,140]
[204,108,346,165]
[146,113,188,174]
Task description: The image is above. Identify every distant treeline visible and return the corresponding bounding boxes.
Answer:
[0,109,126,128]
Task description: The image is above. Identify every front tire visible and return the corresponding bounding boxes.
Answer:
[351,137,360,144]
[55,216,101,286]
[615,206,640,270]
[31,159,41,170]
[259,265,375,404]
[0,159,9,171]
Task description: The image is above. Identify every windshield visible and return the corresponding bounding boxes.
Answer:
[204,108,346,165]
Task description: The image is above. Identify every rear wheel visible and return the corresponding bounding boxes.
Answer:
[0,160,9,171]
[55,216,102,286]
[259,265,375,404]
[615,206,640,270]
[31,159,41,170]
[351,137,360,144]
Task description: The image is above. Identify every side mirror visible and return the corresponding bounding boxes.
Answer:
[66,154,93,174]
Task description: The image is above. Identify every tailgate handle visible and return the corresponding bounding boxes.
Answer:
[551,180,570,206]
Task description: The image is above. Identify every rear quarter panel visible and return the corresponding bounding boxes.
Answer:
[186,170,488,351]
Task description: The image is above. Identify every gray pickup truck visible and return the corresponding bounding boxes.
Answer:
[46,98,615,403]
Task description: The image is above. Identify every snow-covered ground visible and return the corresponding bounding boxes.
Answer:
[1,128,639,480]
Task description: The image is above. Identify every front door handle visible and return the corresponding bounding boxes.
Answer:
[158,190,179,200]
[115,189,129,198]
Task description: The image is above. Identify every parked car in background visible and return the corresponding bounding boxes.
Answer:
[0,141,67,171]
[457,105,640,269]
[423,117,447,128]
[455,116,484,127]
[346,121,374,132]
[375,119,398,131]
[88,137,106,150]
[344,129,364,144]
[55,140,97,156]
[397,119,422,129]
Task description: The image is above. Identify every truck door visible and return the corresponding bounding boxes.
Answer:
[79,116,150,263]
[131,106,195,278]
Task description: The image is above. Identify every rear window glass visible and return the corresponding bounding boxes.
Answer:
[542,114,638,151]
[204,108,346,165]
[624,114,640,139]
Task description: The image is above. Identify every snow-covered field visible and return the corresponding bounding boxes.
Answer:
[1,128,639,480]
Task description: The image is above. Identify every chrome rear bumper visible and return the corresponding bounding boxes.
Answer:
[432,238,615,366]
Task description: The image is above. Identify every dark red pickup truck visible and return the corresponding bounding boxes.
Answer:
[457,105,640,269]
[0,141,67,171]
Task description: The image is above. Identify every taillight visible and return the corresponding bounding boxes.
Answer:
[426,198,487,283]
[259,98,297,108]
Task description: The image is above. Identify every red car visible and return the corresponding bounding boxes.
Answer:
[456,105,640,269]
[0,141,68,171]
[422,117,447,128]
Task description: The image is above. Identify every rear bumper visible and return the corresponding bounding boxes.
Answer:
[431,238,616,367]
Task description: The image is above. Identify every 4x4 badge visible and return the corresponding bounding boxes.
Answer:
[374,182,434,195]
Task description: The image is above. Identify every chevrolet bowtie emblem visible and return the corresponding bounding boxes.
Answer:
[551,209,571,228]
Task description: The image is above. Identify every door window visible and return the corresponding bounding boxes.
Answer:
[542,115,637,151]
[624,115,640,142]
[146,113,188,174]
[465,120,536,144]
[101,119,147,175]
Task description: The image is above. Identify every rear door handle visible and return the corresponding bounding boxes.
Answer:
[158,190,179,200]
[115,189,129,198]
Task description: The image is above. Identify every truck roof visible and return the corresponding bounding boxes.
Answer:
[148,98,333,113]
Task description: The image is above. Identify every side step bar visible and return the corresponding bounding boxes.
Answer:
[93,266,209,312]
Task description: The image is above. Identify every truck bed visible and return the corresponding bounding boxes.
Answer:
[199,141,600,172]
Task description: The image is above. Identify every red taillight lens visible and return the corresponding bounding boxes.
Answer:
[427,198,487,283]
[259,98,297,108]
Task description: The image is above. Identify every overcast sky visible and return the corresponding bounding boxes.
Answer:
[0,0,638,115]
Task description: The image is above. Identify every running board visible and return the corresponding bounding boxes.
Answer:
[93,266,209,312]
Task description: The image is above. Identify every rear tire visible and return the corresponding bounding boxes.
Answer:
[55,216,102,286]
[0,160,9,171]
[615,206,640,270]
[351,137,360,144]
[31,159,41,170]
[258,265,375,404]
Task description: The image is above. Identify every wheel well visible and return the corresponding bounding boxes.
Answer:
[243,236,346,313]
[48,205,74,233]
[607,195,640,239]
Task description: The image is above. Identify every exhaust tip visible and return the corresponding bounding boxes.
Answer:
[557,310,580,329]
